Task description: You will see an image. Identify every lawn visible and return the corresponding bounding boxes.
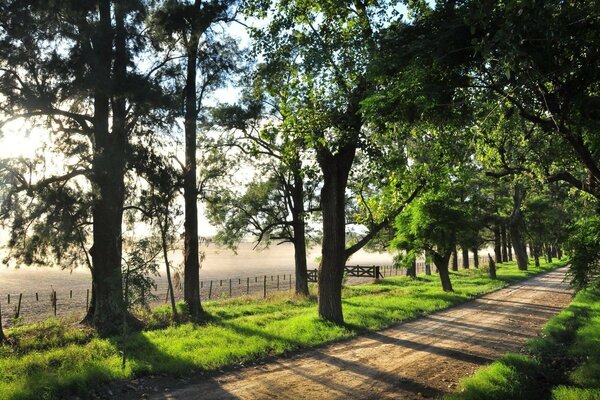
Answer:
[447,277,600,400]
[0,259,567,400]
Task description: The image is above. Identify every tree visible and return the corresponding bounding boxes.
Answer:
[393,187,469,292]
[245,0,398,323]
[566,215,600,289]
[207,94,321,297]
[150,0,238,320]
[0,0,175,335]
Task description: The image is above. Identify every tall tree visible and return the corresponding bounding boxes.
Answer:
[0,0,170,334]
[151,0,238,319]
[207,98,321,296]
[245,0,384,323]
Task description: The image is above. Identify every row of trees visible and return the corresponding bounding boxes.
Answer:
[0,0,598,335]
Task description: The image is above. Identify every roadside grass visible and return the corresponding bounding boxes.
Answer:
[446,282,600,400]
[0,259,567,399]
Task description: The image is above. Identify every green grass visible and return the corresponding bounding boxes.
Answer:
[0,259,567,400]
[447,279,600,400]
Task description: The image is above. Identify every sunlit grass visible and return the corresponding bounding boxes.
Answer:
[0,259,567,399]
[447,281,600,400]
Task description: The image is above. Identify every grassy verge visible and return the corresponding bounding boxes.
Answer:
[0,259,567,399]
[446,280,600,400]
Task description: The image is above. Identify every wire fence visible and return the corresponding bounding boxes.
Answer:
[0,254,493,328]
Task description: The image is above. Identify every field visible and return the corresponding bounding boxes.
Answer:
[0,243,393,326]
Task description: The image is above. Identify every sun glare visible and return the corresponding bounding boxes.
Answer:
[0,120,45,159]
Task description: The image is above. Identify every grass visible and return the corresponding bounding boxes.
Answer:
[446,279,600,400]
[0,259,567,400]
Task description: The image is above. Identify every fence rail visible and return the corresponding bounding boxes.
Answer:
[0,253,494,328]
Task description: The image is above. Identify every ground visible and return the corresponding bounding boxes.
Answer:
[116,267,572,400]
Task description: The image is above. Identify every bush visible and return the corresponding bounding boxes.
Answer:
[565,216,600,289]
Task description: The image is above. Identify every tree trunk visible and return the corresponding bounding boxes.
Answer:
[433,253,453,292]
[494,224,502,263]
[87,0,128,336]
[462,247,469,269]
[451,246,459,271]
[293,224,309,296]
[472,247,479,268]
[158,205,178,321]
[183,32,203,320]
[557,247,563,259]
[292,167,309,296]
[0,300,6,343]
[488,253,497,279]
[507,232,513,261]
[406,259,417,278]
[81,285,96,324]
[317,146,355,324]
[551,244,558,259]
[509,185,528,270]
[545,244,553,263]
[501,225,509,262]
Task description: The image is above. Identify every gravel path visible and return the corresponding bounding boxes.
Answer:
[121,267,572,400]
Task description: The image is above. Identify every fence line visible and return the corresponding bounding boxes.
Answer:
[0,254,494,327]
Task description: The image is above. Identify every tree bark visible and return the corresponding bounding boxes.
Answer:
[557,247,563,259]
[494,224,502,263]
[317,146,355,324]
[87,0,128,336]
[488,253,497,279]
[451,246,459,271]
[509,185,529,270]
[293,223,309,296]
[545,244,553,263]
[501,225,509,262]
[433,252,453,292]
[507,232,513,261]
[183,29,203,320]
[472,247,479,268]
[462,247,469,269]
[292,168,309,296]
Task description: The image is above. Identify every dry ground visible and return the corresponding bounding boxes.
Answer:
[122,267,572,400]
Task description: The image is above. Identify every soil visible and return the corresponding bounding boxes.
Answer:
[113,267,572,400]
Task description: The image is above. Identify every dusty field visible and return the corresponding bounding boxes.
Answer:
[118,267,572,400]
[0,243,394,326]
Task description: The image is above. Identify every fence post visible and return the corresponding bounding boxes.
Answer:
[52,291,57,316]
[289,274,292,290]
[15,293,22,319]
[247,277,250,295]
[7,294,9,305]
[36,292,39,302]
[277,275,280,291]
[229,279,232,297]
[209,281,213,300]
[86,289,89,312]
[263,275,267,298]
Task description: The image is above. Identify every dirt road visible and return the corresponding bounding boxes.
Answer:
[123,267,572,400]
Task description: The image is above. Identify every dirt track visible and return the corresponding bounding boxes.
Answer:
[123,267,572,400]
